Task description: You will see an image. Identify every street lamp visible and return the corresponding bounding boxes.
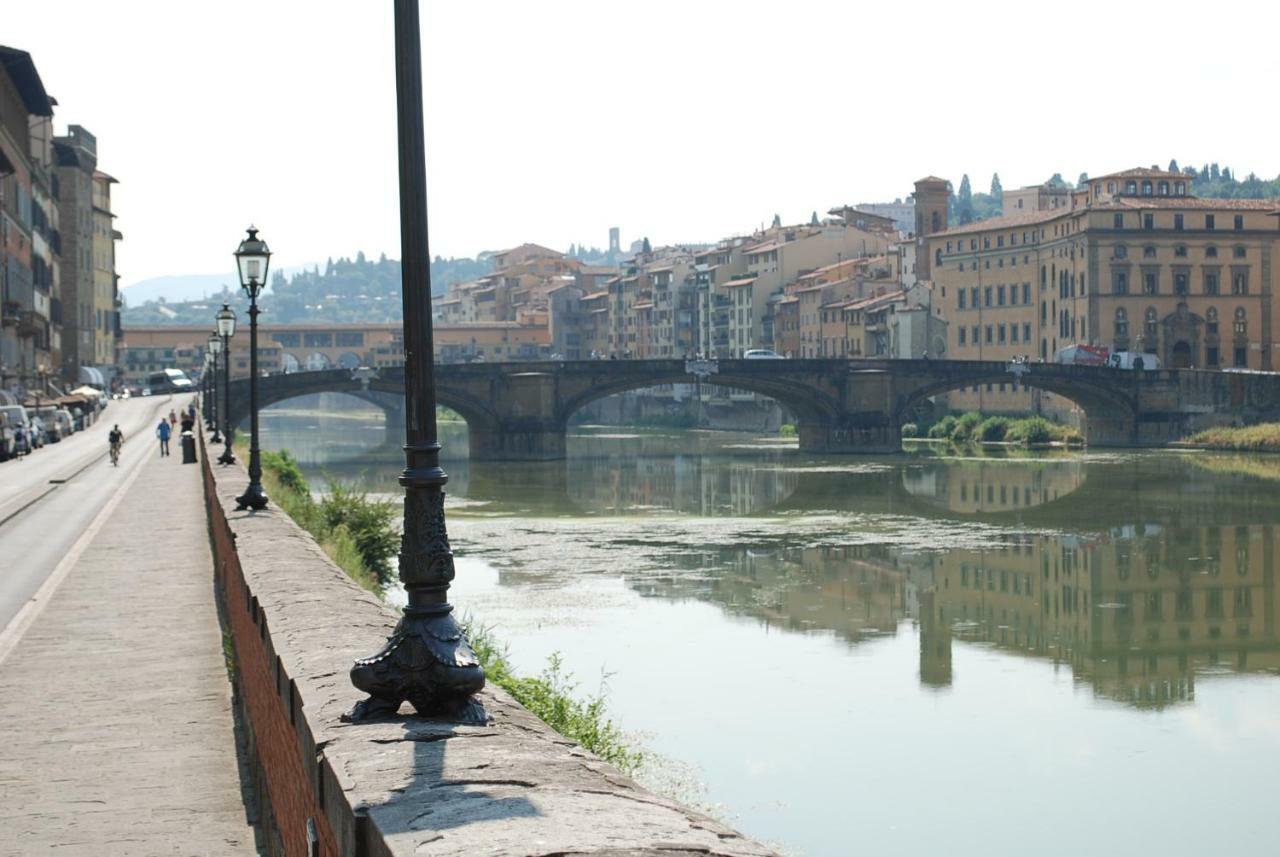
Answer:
[345,0,486,724]
[207,333,223,443]
[233,228,270,510]
[216,303,237,465]
[202,350,213,430]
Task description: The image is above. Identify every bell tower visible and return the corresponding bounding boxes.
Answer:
[913,176,951,280]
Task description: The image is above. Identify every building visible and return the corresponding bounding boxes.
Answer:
[928,167,1280,415]
[855,199,915,235]
[0,46,55,396]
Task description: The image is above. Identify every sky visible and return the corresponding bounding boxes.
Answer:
[6,0,1280,291]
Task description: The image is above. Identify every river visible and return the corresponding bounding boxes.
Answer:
[259,397,1280,857]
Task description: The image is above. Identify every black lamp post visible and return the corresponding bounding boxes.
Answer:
[208,334,223,443]
[345,0,486,724]
[202,351,213,430]
[233,229,269,511]
[216,303,237,465]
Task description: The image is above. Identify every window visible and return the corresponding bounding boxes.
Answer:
[1143,180,1153,196]
[1023,323,1032,342]
[970,286,978,307]
[1174,272,1188,296]
[935,249,942,267]
[1114,213,1124,229]
[1108,182,1116,193]
[959,289,966,309]
[1114,270,1128,295]
[1206,245,1218,258]
[1204,272,1219,295]
[1174,245,1187,258]
[1161,182,1170,196]
[984,287,992,307]
[1174,214,1184,230]
[1143,245,1157,258]
[958,327,966,345]
[1010,324,1019,344]
[998,324,1007,344]
[1234,215,1244,230]
[1207,346,1220,367]
[1235,346,1247,367]
[1206,214,1216,230]
[1145,308,1159,346]
[1234,307,1247,336]
[1115,244,1128,259]
[1206,307,1219,335]
[998,285,1006,306]
[1126,180,1138,194]
[1115,308,1129,337]
[972,326,979,344]
[985,325,993,344]
[1144,271,1158,295]
[946,241,953,253]
[1022,283,1030,304]
[1232,271,1248,295]
[1143,213,1154,230]
[1234,245,1247,259]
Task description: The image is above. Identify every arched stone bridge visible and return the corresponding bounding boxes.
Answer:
[223,359,1280,460]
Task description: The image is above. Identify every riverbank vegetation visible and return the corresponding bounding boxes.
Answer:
[250,444,644,776]
[909,412,1083,446]
[1185,424,1280,452]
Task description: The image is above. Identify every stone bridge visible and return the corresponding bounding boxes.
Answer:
[224,358,1280,460]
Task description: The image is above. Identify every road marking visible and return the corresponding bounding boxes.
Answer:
[0,433,154,665]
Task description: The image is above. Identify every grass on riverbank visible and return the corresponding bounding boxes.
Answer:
[916,412,1083,446]
[1185,423,1280,452]
[463,620,642,775]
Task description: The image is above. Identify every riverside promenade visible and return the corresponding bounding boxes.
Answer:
[0,441,259,855]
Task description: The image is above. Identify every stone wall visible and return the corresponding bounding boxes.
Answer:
[199,434,775,857]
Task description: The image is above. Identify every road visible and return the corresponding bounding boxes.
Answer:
[0,394,191,633]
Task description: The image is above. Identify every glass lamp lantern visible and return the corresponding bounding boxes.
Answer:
[234,227,272,299]
[216,304,237,339]
[208,333,222,356]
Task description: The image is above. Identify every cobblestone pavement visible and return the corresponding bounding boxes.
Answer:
[0,446,259,855]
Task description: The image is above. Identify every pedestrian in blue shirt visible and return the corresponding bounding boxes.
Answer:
[156,419,172,457]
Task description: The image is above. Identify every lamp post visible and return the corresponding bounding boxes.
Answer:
[345,0,486,724]
[208,334,223,443]
[216,303,237,465]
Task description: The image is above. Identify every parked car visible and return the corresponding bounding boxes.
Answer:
[743,349,785,359]
[33,408,64,443]
[52,408,75,438]
[0,413,13,461]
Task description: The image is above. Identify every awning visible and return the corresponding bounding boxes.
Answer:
[76,366,106,387]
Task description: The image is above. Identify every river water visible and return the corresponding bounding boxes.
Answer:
[260,398,1280,857]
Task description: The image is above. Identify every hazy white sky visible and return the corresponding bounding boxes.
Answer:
[7,0,1280,289]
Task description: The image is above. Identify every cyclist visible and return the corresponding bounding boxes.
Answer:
[108,424,124,466]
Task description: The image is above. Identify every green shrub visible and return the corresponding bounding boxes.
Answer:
[318,482,399,588]
[928,415,957,439]
[900,423,919,438]
[779,423,797,437]
[951,412,983,442]
[1005,416,1053,445]
[977,416,1010,442]
[261,448,309,493]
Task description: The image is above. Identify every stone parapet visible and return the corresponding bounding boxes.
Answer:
[199,433,775,857]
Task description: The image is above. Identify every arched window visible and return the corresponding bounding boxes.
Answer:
[1159,181,1169,195]
[1206,307,1219,335]
[1108,182,1116,193]
[1234,245,1247,258]
[935,249,942,267]
[1205,245,1218,258]
[1145,307,1159,343]
[1142,180,1153,195]
[1114,244,1128,259]
[1174,244,1187,258]
[1143,245,1156,258]
[1175,181,1186,195]
[1234,307,1247,335]
[1126,180,1137,194]
[1115,307,1128,337]
[931,211,941,232]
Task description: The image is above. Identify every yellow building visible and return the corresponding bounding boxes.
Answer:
[929,168,1280,415]
[90,170,121,369]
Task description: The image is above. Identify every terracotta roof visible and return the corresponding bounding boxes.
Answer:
[777,296,799,305]
[581,290,608,300]
[722,276,758,288]
[744,241,782,256]
[632,301,654,310]
[916,176,949,185]
[935,208,1065,237]
[1093,167,1187,182]
[1098,196,1280,211]
[647,264,675,274]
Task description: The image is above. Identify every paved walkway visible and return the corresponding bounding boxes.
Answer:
[0,446,259,855]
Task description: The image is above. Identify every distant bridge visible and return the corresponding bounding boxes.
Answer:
[223,359,1280,460]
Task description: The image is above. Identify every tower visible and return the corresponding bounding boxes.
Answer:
[913,176,950,281]
[608,227,621,262]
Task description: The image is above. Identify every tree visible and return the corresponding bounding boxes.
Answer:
[956,174,974,225]
[641,236,652,254]
[1168,159,1179,173]
[1222,167,1233,181]
[356,250,367,265]
[1077,172,1090,188]
[810,211,820,226]
[1210,163,1220,180]
[989,173,1003,203]
[771,213,782,228]
[1046,172,1067,189]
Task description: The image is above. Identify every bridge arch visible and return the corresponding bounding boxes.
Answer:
[890,363,1141,446]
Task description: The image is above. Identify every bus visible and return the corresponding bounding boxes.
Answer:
[147,368,195,394]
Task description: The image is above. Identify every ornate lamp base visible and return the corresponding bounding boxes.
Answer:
[344,609,488,724]
[210,430,223,444]
[235,483,269,511]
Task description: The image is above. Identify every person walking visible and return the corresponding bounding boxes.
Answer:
[156,418,172,457]
[168,409,178,433]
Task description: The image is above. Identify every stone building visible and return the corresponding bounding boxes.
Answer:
[928,167,1280,415]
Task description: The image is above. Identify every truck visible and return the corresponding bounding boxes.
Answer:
[1107,351,1160,371]
[1054,344,1110,366]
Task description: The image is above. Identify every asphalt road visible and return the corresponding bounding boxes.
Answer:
[0,394,193,633]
